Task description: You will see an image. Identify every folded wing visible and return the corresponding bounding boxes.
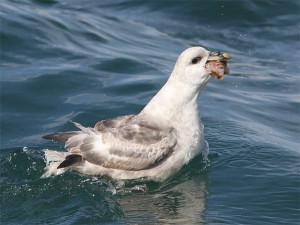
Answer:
[44,115,177,171]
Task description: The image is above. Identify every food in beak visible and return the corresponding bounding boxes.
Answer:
[205,52,231,79]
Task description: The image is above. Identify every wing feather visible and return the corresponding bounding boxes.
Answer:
[71,116,177,171]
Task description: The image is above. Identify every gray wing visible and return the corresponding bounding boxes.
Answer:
[66,115,177,171]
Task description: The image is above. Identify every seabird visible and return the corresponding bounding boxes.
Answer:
[42,46,231,181]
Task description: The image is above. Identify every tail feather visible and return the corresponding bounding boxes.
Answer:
[42,122,89,178]
[41,150,69,178]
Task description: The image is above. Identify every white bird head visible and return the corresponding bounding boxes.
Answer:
[140,46,231,124]
[170,46,230,89]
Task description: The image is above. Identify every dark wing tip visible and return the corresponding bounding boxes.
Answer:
[57,154,83,169]
[42,133,56,140]
[42,132,78,142]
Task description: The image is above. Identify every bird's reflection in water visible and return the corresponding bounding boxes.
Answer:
[118,174,209,224]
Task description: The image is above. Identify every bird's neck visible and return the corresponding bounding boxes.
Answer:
[139,75,203,128]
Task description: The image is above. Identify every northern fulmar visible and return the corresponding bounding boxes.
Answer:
[42,46,231,181]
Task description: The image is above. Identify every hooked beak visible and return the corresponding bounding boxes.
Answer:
[205,51,231,79]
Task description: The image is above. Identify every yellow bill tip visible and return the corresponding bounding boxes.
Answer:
[222,53,231,60]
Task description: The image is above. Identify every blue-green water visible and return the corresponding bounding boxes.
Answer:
[1,0,299,224]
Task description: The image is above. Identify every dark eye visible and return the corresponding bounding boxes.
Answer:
[191,57,202,64]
